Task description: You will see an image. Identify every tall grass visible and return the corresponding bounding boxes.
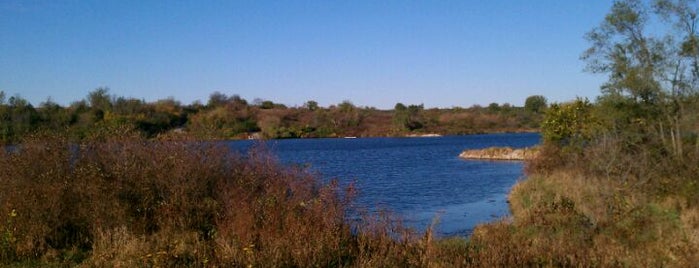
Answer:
[469,136,699,267]
[0,134,466,267]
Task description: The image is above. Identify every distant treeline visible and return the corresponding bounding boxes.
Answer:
[0,89,547,143]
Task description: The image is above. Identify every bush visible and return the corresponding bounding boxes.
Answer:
[0,134,463,266]
[0,134,358,266]
[540,98,597,149]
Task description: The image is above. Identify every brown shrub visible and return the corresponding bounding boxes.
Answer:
[0,134,357,265]
[0,134,449,267]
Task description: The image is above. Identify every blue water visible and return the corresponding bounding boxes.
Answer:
[228,133,540,236]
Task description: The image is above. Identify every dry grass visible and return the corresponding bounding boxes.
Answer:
[470,168,699,267]
[0,134,466,267]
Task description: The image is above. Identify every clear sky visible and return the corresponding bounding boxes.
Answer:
[1,0,613,109]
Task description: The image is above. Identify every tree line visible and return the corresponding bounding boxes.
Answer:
[0,89,547,144]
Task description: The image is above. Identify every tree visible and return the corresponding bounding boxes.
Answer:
[394,103,407,111]
[541,98,597,148]
[0,95,39,143]
[525,95,548,113]
[333,101,361,129]
[487,103,501,113]
[304,100,319,111]
[406,104,424,130]
[113,97,145,115]
[260,100,275,109]
[88,88,113,112]
[393,103,409,130]
[583,0,699,158]
[86,88,114,123]
[38,97,71,130]
[393,103,424,131]
[0,91,5,105]
[207,92,228,108]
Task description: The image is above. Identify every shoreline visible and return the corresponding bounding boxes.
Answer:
[242,130,539,140]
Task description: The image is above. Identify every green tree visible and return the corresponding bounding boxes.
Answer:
[208,93,248,110]
[38,98,71,130]
[393,103,409,130]
[88,88,113,112]
[583,0,699,158]
[0,95,39,143]
[525,95,548,113]
[541,98,596,148]
[333,101,361,129]
[392,103,424,131]
[112,97,145,115]
[487,103,501,113]
[132,98,187,137]
[406,104,424,130]
[304,100,319,111]
[260,100,275,109]
[394,103,407,111]
[86,88,114,123]
[207,92,229,108]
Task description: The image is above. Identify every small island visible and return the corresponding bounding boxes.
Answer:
[459,146,538,161]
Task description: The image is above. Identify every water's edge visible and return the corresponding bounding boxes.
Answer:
[229,133,540,236]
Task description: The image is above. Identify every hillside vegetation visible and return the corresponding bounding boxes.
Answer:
[0,89,544,144]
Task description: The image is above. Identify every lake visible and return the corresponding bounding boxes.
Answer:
[228,133,540,236]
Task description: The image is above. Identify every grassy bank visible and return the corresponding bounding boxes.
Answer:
[470,169,698,266]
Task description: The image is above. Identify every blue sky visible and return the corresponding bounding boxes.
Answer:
[1,0,613,109]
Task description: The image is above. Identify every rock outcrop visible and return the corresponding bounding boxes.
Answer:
[459,146,538,161]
